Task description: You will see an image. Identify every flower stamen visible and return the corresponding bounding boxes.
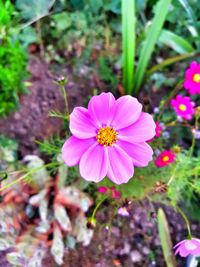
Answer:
[97,126,117,146]
[162,156,169,162]
[178,104,187,111]
[193,73,200,83]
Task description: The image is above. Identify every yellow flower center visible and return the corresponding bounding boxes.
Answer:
[96,126,117,146]
[178,104,187,111]
[162,156,169,162]
[193,73,200,83]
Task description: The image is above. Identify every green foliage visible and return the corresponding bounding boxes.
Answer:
[99,162,171,200]
[98,56,118,87]
[0,40,28,117]
[157,208,176,267]
[16,0,55,22]
[134,0,172,94]
[159,29,195,55]
[166,152,200,219]
[18,26,38,47]
[0,0,13,33]
[166,0,200,49]
[122,0,135,94]
[37,136,64,159]
[0,0,28,117]
[50,9,106,48]
[0,135,18,164]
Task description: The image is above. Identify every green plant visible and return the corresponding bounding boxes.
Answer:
[0,0,28,117]
[0,40,28,117]
[122,0,135,94]
[121,0,200,95]
[122,0,172,95]
[157,208,176,267]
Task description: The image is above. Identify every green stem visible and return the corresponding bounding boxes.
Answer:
[176,206,192,239]
[91,197,107,220]
[36,19,45,57]
[60,84,69,117]
[189,116,199,157]
[167,165,177,186]
[0,162,60,192]
[157,80,182,121]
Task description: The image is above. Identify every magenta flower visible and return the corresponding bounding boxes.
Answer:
[174,238,200,257]
[170,95,195,120]
[184,61,200,94]
[62,92,156,184]
[155,122,163,138]
[155,150,175,167]
[148,122,163,142]
[98,186,108,194]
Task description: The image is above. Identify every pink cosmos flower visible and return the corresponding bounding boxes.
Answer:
[62,92,156,184]
[170,94,195,120]
[155,150,175,167]
[174,238,200,257]
[184,61,200,94]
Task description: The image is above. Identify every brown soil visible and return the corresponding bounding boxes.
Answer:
[0,202,196,267]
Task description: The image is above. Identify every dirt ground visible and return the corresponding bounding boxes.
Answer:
[0,201,197,267]
[0,55,105,157]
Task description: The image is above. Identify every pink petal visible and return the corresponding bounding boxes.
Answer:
[118,113,156,143]
[179,247,190,257]
[70,107,97,139]
[118,140,153,167]
[107,145,133,184]
[174,240,185,249]
[62,136,95,166]
[112,95,142,130]
[88,92,116,127]
[79,143,108,182]
[191,239,200,256]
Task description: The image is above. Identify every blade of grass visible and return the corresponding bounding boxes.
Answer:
[147,52,196,76]
[157,208,176,267]
[159,29,195,54]
[134,0,172,94]
[122,0,135,94]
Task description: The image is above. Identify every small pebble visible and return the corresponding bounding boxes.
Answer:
[130,250,142,263]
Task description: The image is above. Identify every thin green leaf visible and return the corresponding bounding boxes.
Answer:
[159,29,195,55]
[122,0,135,94]
[157,208,176,267]
[134,0,172,94]
[147,52,196,76]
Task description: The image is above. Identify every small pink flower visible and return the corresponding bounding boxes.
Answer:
[117,207,129,217]
[62,92,156,184]
[98,186,108,194]
[155,122,163,138]
[170,95,195,120]
[155,150,175,167]
[184,61,200,94]
[174,238,200,257]
[147,122,163,142]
